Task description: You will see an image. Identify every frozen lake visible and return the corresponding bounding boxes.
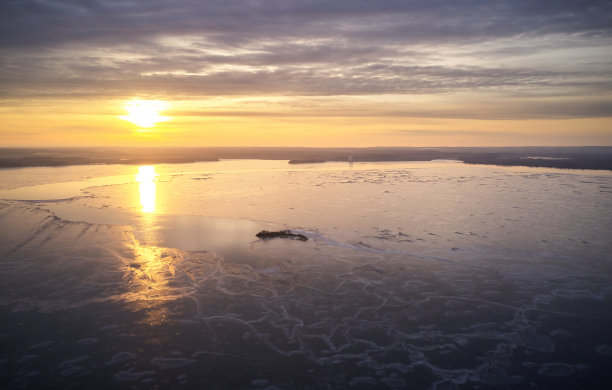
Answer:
[1,160,611,389]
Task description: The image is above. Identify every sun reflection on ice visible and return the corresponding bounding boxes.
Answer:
[135,166,157,213]
[125,240,184,326]
[129,165,177,325]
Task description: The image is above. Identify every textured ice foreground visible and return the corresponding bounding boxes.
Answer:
[1,160,612,389]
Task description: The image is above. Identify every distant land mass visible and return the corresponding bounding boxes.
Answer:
[1,146,612,170]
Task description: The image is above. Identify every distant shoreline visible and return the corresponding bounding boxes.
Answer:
[1,146,611,171]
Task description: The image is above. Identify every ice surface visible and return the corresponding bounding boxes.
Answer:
[1,160,611,389]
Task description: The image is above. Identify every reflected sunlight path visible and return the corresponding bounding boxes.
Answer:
[135,165,157,213]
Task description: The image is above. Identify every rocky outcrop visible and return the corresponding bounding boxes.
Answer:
[256,230,308,241]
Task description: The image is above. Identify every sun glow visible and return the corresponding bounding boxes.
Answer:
[120,100,170,128]
[135,166,157,213]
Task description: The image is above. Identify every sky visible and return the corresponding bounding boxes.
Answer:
[1,0,611,147]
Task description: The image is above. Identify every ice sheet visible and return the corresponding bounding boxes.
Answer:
[1,160,611,389]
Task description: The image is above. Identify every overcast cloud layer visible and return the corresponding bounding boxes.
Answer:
[1,0,611,119]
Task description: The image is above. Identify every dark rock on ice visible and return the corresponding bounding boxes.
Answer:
[256,230,308,241]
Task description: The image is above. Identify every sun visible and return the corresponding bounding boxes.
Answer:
[120,100,170,128]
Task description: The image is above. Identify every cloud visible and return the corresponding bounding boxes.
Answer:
[165,94,612,120]
[3,52,610,99]
[1,0,611,119]
[383,129,509,137]
[1,1,611,49]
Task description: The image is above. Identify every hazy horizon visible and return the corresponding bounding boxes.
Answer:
[3,144,612,149]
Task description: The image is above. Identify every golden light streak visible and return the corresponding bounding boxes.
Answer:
[135,165,157,213]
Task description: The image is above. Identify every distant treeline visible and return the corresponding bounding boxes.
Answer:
[1,146,611,170]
